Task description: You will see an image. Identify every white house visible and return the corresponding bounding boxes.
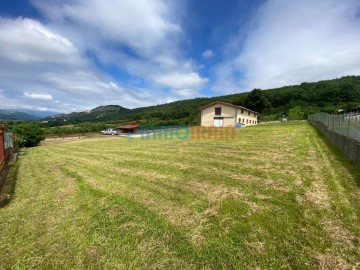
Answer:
[200,101,258,127]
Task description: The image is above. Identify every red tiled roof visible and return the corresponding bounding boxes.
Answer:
[117,125,139,129]
[199,101,259,114]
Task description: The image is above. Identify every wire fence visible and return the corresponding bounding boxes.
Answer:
[308,112,360,142]
[4,133,13,149]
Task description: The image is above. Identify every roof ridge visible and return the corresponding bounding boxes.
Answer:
[199,101,259,114]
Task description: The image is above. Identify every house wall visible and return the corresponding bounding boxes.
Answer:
[236,110,258,126]
[201,104,258,127]
[201,104,236,127]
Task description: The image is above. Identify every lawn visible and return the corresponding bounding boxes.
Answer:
[0,122,359,269]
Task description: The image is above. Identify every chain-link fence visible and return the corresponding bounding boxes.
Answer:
[308,112,360,142]
[4,133,13,149]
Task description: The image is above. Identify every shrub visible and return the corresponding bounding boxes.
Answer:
[288,106,305,120]
[13,122,45,147]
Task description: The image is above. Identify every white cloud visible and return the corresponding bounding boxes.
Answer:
[175,89,197,99]
[214,0,360,92]
[0,17,77,64]
[23,92,53,100]
[32,0,181,58]
[202,50,214,59]
[0,1,208,112]
[31,0,207,95]
[0,17,168,112]
[154,72,208,90]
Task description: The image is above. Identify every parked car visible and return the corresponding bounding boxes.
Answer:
[100,128,119,135]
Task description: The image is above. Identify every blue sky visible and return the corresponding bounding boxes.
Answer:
[0,0,360,112]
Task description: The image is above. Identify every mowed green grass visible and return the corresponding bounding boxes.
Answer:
[1,122,360,269]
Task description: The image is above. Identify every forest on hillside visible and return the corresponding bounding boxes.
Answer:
[39,75,360,128]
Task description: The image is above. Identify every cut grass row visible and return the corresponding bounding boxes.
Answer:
[0,122,359,269]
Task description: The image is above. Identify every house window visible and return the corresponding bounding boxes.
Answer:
[246,119,248,124]
[215,107,222,115]
[241,109,244,114]
[238,118,241,123]
[248,111,251,116]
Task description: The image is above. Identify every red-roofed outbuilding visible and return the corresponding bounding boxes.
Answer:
[117,125,139,134]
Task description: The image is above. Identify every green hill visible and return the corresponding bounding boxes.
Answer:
[47,105,129,125]
[45,76,360,126]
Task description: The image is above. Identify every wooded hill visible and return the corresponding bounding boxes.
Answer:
[45,75,360,127]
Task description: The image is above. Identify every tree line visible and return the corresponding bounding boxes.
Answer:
[115,75,360,124]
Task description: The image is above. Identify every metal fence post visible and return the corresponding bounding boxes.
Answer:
[347,112,351,138]
[338,115,341,133]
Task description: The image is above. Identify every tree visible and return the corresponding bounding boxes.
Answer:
[244,88,272,114]
[13,122,45,147]
[288,106,305,120]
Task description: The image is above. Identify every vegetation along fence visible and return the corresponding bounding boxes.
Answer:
[308,112,360,167]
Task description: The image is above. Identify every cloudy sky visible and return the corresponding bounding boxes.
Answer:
[1,0,360,112]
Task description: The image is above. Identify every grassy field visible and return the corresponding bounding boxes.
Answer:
[1,122,359,269]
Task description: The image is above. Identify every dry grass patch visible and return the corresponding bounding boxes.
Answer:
[321,219,359,249]
[304,181,331,209]
[316,253,352,270]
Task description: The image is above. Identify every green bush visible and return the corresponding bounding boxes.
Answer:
[13,122,45,147]
[288,106,305,120]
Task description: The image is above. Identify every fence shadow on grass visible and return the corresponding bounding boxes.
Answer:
[311,125,360,189]
[0,152,20,208]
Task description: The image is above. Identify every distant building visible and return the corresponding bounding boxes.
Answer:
[200,101,258,127]
[338,106,360,115]
[339,106,360,120]
[117,124,139,134]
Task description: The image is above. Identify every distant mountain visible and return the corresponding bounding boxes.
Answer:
[17,109,59,118]
[46,105,130,124]
[0,109,59,120]
[0,110,40,120]
[44,76,360,126]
